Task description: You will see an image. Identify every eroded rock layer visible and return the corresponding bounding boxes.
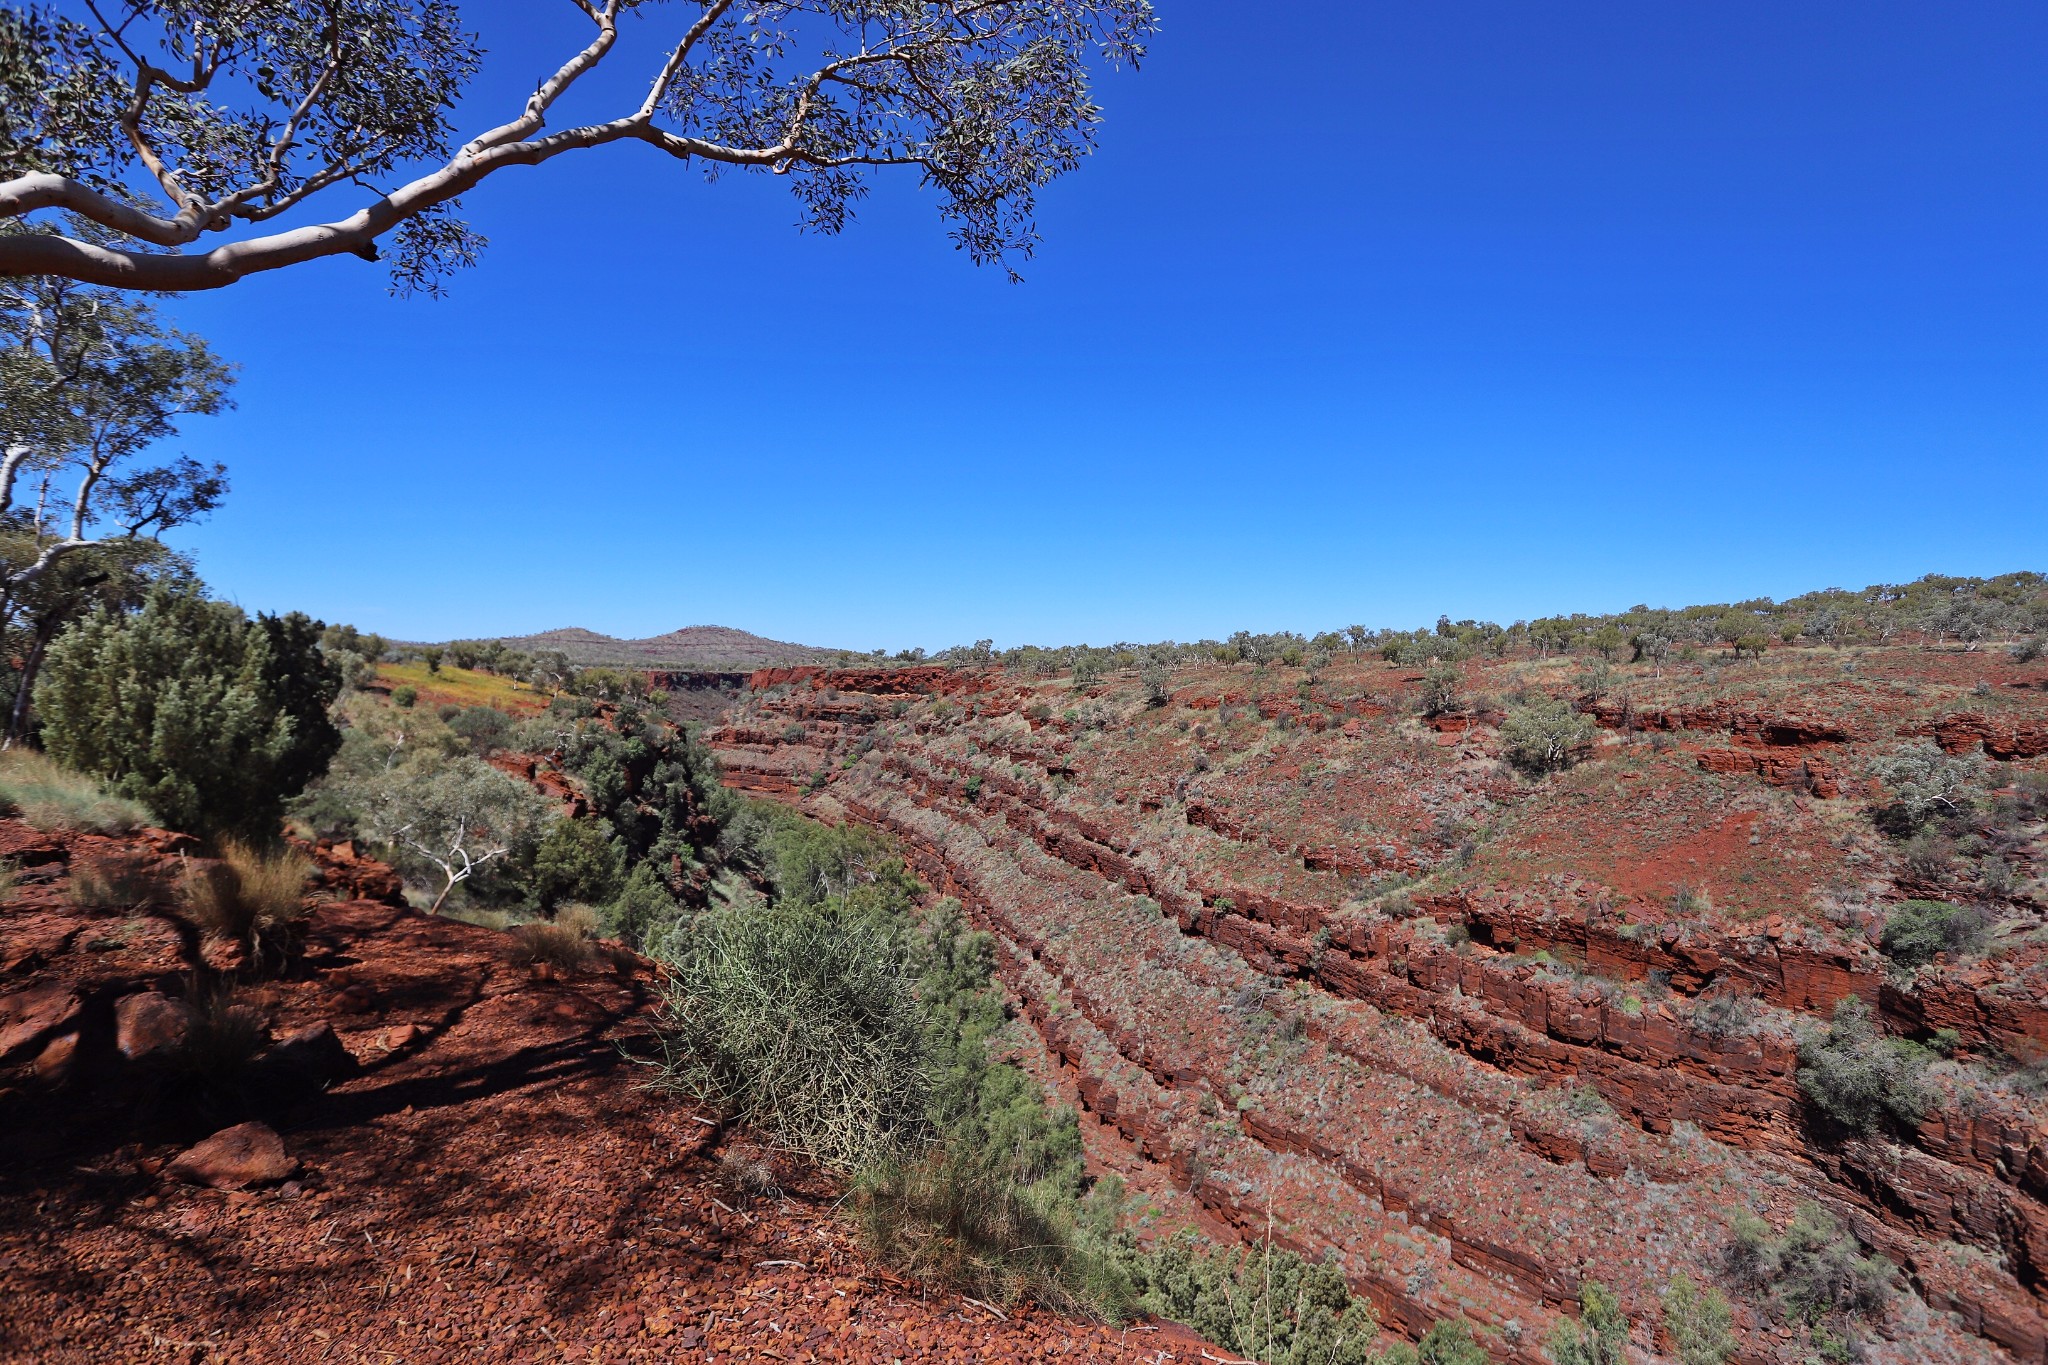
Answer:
[707,649,2048,1363]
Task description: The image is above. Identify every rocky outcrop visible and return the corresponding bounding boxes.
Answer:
[1923,713,2048,760]
[710,661,2048,1363]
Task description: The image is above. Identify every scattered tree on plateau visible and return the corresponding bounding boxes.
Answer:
[0,0,1157,293]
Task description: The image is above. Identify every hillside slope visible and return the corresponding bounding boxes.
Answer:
[706,645,2048,1363]
[467,624,847,670]
[0,823,1213,1364]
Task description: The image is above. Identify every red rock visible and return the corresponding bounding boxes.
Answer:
[166,1121,299,1190]
[0,981,80,1060]
[31,1030,78,1085]
[114,991,195,1061]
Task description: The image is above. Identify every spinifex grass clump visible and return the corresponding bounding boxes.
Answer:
[651,900,930,1171]
[0,748,151,835]
[510,903,600,971]
[178,841,315,967]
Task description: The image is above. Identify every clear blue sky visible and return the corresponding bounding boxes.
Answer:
[166,0,2045,651]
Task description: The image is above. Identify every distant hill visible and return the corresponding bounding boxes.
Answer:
[473,624,846,671]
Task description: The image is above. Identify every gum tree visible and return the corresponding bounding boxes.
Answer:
[0,0,1156,294]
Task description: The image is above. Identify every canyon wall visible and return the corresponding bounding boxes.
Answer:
[705,655,2048,1364]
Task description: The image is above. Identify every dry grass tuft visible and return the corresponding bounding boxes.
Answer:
[179,842,315,965]
[0,748,151,834]
[169,981,271,1099]
[716,1145,783,1202]
[511,905,599,971]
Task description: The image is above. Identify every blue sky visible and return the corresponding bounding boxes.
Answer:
[165,0,2045,650]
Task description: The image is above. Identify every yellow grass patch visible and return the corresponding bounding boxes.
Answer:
[375,662,550,715]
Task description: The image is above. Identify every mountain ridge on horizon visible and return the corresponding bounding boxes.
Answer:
[402,623,849,671]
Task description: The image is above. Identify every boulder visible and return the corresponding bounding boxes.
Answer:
[31,1031,79,1086]
[264,1021,355,1081]
[0,982,81,1061]
[115,991,196,1062]
[166,1121,299,1190]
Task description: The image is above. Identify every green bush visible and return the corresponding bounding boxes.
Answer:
[36,587,342,842]
[1866,741,1979,830]
[1879,899,1984,967]
[1797,997,1933,1135]
[650,901,931,1170]
[1417,1319,1488,1365]
[1724,1203,1893,1347]
[1546,1281,1628,1365]
[1419,664,1460,717]
[1661,1274,1736,1365]
[1500,696,1597,774]
[531,817,625,909]
[447,704,512,755]
[391,684,418,708]
[1136,1232,1386,1364]
[854,1147,1124,1316]
[602,861,680,948]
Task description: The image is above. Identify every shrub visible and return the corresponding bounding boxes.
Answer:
[0,748,151,834]
[1866,742,1979,830]
[855,1147,1123,1316]
[649,902,930,1170]
[511,908,596,970]
[1692,991,1757,1039]
[1879,899,1985,967]
[1141,661,1171,706]
[1671,883,1713,917]
[37,587,343,842]
[602,862,680,948]
[171,981,270,1099]
[447,705,512,755]
[716,1144,782,1201]
[1417,1319,1488,1365]
[1500,696,1597,773]
[1419,664,1460,717]
[1796,997,1932,1135]
[1546,1281,1628,1365]
[1724,1203,1893,1339]
[532,817,626,909]
[178,841,316,966]
[1661,1274,1736,1365]
[1137,1232,1385,1364]
[2011,637,2043,663]
[391,684,418,708]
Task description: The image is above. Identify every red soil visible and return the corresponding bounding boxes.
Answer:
[0,824,1217,1364]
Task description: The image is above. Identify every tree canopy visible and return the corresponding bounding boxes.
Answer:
[0,0,1156,293]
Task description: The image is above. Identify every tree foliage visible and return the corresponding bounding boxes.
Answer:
[1546,1281,1628,1365]
[1661,1274,1736,1365]
[1795,996,1933,1136]
[0,243,230,587]
[1499,695,1596,774]
[36,584,340,840]
[0,0,1157,292]
[1724,1202,1894,1348]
